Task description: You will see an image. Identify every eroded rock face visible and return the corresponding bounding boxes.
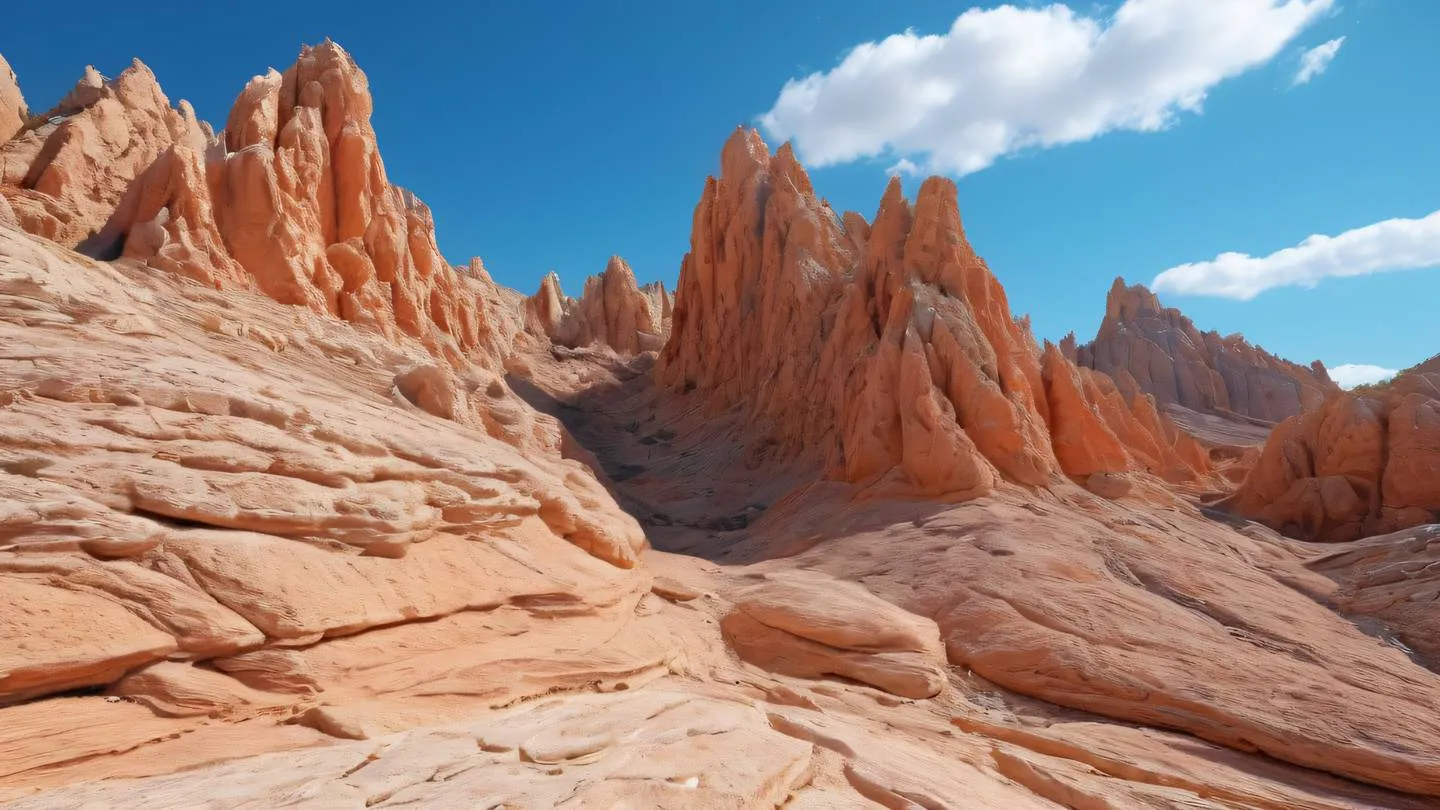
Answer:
[1307,523,1440,666]
[0,53,25,142]
[524,256,670,354]
[1,44,518,373]
[0,224,647,721]
[3,691,817,809]
[0,60,210,249]
[657,128,1207,499]
[722,572,946,699]
[1070,278,1337,424]
[1225,358,1440,541]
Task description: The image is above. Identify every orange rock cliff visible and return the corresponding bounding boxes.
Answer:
[3,42,1440,809]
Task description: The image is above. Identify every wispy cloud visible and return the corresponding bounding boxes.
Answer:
[1328,363,1398,389]
[1152,209,1440,300]
[887,158,920,177]
[1294,36,1345,85]
[759,0,1333,176]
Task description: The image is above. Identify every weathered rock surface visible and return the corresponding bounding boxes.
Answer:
[4,691,817,809]
[0,43,520,371]
[1306,523,1440,666]
[0,220,659,790]
[722,572,946,698]
[0,60,208,248]
[1069,278,1337,424]
[747,491,1440,797]
[657,128,1208,501]
[524,256,670,354]
[516,338,1440,803]
[0,53,25,143]
[1225,357,1440,541]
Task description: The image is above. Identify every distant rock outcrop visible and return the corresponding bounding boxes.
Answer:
[525,256,670,354]
[657,128,1208,499]
[1068,278,1337,424]
[1224,356,1440,541]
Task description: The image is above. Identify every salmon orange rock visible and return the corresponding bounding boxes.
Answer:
[3,41,1440,809]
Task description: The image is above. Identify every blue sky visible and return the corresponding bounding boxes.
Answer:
[3,1,1436,380]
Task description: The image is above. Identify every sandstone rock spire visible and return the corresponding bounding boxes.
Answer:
[22,42,518,372]
[523,256,670,354]
[657,128,1208,498]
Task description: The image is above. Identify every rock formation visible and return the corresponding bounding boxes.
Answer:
[0,218,663,755]
[524,256,670,354]
[0,60,210,248]
[1,43,518,373]
[0,53,25,143]
[1307,523,1440,665]
[9,41,1440,810]
[1224,355,1440,541]
[657,128,1208,499]
[1069,278,1337,424]
[721,571,946,699]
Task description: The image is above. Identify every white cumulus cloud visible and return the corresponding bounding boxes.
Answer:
[1151,209,1440,300]
[1328,363,1399,389]
[1293,36,1345,85]
[759,0,1333,175]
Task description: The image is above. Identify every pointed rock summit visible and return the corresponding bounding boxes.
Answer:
[658,128,1208,499]
[0,42,520,372]
[1071,278,1337,424]
[524,256,670,354]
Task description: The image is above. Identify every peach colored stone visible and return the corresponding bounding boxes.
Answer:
[1225,357,1440,541]
[524,256,670,354]
[0,53,25,142]
[0,60,207,248]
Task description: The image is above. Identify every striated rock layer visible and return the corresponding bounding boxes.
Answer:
[657,128,1209,500]
[524,255,670,354]
[0,221,670,794]
[9,41,1440,810]
[1068,278,1337,424]
[1225,356,1440,541]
